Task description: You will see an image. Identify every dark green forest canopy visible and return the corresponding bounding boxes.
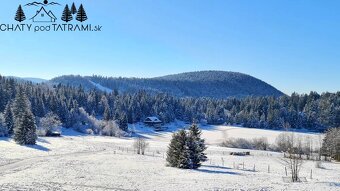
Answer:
[0,75,339,132]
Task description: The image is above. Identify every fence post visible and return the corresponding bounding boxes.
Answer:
[310,169,313,179]
[253,164,256,172]
[285,167,287,176]
[243,162,245,170]
[268,165,270,173]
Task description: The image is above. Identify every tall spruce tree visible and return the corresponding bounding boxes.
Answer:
[4,103,14,135]
[166,129,191,169]
[76,4,88,22]
[71,3,77,15]
[14,109,37,145]
[15,5,26,22]
[188,124,207,169]
[61,5,73,22]
[119,113,128,131]
[104,106,111,121]
[12,88,37,145]
[0,113,8,137]
[12,88,30,121]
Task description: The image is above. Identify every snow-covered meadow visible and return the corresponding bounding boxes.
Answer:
[0,124,339,191]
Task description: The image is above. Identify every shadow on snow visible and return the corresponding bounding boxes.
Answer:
[25,144,50,152]
[196,165,241,175]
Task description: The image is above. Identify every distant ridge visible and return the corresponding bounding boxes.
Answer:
[50,71,284,98]
[7,76,48,84]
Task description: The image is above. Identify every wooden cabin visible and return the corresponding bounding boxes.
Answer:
[144,117,162,130]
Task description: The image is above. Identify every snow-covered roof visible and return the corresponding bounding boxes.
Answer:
[144,117,162,123]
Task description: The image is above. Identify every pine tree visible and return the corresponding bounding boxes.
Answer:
[104,106,111,121]
[188,124,207,169]
[14,109,37,145]
[0,113,8,137]
[71,2,77,15]
[76,4,88,22]
[15,5,26,22]
[12,88,30,121]
[118,113,128,131]
[178,129,191,169]
[61,5,73,22]
[4,103,14,135]
[166,129,191,169]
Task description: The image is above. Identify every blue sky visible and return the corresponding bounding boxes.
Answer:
[0,0,339,94]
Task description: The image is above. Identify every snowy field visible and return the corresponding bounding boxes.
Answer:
[0,124,339,191]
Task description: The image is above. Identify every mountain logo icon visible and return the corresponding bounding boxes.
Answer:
[30,7,57,22]
[15,1,89,23]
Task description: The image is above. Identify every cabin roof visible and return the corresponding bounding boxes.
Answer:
[144,117,162,123]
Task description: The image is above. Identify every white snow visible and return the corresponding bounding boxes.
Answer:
[0,125,339,191]
[89,80,113,93]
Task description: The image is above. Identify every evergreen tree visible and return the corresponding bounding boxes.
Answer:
[166,129,191,169]
[61,5,73,22]
[4,103,14,135]
[104,106,111,121]
[0,113,8,137]
[118,113,128,131]
[188,124,207,169]
[71,2,77,15]
[12,88,30,121]
[14,109,37,145]
[76,4,88,22]
[166,131,182,167]
[15,5,26,22]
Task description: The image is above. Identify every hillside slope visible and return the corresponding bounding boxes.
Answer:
[50,71,284,98]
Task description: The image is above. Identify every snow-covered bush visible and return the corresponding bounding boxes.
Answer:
[72,108,102,134]
[37,112,62,136]
[322,128,340,161]
[221,137,270,151]
[101,121,125,137]
[71,108,126,137]
[315,161,324,169]
[221,138,253,149]
[252,137,269,150]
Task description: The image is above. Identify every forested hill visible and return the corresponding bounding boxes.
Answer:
[50,71,284,98]
[0,75,339,133]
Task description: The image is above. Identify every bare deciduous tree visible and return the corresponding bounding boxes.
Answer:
[280,133,304,182]
[276,132,293,153]
[134,137,149,155]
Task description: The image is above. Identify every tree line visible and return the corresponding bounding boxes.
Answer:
[0,75,339,141]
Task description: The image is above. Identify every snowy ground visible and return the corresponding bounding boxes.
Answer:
[0,124,339,191]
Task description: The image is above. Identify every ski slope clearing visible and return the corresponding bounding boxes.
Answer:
[0,125,339,191]
[89,80,113,93]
